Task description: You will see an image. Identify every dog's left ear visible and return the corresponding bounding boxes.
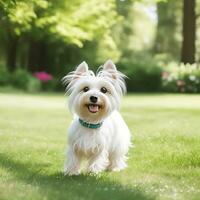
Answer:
[101,59,127,95]
[103,59,117,79]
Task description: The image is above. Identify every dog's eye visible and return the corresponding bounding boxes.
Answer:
[83,86,89,92]
[100,87,107,93]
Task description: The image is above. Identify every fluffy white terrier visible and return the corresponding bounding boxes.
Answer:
[62,60,131,176]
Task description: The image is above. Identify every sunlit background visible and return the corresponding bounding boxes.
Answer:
[0,0,200,92]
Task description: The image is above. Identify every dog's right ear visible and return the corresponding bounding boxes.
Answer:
[74,61,88,78]
[62,61,89,92]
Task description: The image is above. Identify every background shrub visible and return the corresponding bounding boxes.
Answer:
[12,69,41,92]
[41,79,60,91]
[161,63,200,93]
[118,60,162,92]
[0,67,11,86]
[2,63,200,94]
[33,71,64,91]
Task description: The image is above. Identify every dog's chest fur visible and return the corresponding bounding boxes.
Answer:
[70,126,108,158]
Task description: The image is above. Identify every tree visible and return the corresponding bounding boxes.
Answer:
[154,0,182,61]
[27,0,119,71]
[112,0,156,63]
[181,0,196,64]
[0,0,50,71]
[0,0,119,72]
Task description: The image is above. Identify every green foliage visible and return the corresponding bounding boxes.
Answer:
[95,32,121,63]
[0,0,120,73]
[0,67,11,85]
[162,63,200,93]
[26,75,42,92]
[0,0,49,35]
[0,0,199,92]
[0,0,118,46]
[41,78,63,91]
[12,69,41,92]
[119,58,162,92]
[154,0,182,60]
[0,67,41,92]
[48,0,119,47]
[113,1,156,61]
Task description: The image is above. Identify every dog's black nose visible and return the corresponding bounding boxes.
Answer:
[90,96,98,103]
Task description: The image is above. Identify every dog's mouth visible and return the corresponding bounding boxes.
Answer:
[86,104,101,113]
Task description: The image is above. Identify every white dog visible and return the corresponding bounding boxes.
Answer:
[62,60,131,176]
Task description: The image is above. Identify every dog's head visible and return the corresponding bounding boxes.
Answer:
[62,60,126,123]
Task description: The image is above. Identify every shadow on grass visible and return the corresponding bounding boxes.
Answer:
[0,153,154,200]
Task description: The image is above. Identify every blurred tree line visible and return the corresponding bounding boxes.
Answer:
[0,0,199,77]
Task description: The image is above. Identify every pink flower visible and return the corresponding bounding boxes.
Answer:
[176,80,185,87]
[162,71,169,79]
[33,71,53,82]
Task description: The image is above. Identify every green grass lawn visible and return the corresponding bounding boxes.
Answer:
[0,92,200,200]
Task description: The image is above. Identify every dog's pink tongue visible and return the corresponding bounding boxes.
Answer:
[89,105,99,113]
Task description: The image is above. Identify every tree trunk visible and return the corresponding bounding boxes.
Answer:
[27,41,47,72]
[181,0,196,64]
[6,37,18,72]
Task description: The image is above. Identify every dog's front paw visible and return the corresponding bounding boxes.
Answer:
[87,163,106,174]
[107,160,127,172]
[64,167,80,176]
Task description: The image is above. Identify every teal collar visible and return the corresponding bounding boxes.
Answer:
[79,118,103,129]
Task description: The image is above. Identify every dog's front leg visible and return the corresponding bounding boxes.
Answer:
[87,150,108,174]
[107,153,127,172]
[64,147,81,176]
